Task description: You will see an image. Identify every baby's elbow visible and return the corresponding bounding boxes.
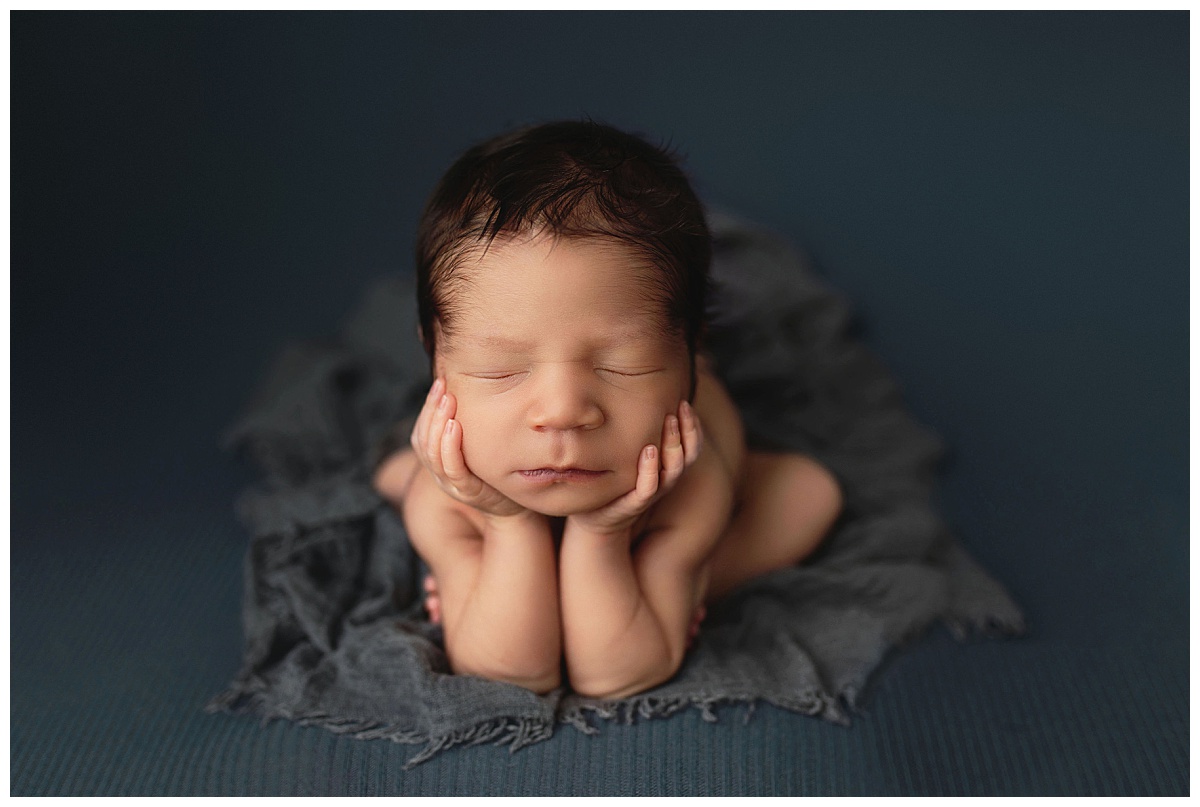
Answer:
[450,653,562,696]
[570,652,683,701]
[504,671,562,696]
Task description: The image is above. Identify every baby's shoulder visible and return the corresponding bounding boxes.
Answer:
[691,360,746,483]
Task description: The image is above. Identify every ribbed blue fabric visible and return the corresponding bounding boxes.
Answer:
[11,9,1187,798]
[10,504,1187,796]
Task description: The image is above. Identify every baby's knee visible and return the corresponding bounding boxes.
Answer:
[782,454,844,530]
[373,448,419,502]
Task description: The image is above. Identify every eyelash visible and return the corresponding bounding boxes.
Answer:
[469,368,656,380]
[598,368,655,377]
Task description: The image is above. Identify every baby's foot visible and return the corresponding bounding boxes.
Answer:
[423,574,441,625]
[686,604,707,649]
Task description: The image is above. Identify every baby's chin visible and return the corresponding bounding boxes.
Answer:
[526,503,598,518]
[498,480,626,518]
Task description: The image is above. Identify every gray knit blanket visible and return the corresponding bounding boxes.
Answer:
[207,209,1024,767]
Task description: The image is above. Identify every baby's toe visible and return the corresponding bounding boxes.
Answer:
[423,575,441,624]
[686,604,707,648]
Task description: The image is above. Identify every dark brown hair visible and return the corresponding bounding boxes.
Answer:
[414,119,712,386]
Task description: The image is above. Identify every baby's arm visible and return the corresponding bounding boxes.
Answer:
[559,410,732,700]
[402,487,562,694]
[396,378,563,694]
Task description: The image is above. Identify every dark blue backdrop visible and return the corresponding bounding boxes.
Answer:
[11,12,1188,795]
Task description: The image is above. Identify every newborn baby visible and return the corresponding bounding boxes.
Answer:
[374,120,843,700]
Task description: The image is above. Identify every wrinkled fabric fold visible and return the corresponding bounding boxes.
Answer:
[208,209,1024,767]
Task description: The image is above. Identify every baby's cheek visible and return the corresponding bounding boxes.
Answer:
[640,402,676,446]
[453,409,487,461]
[456,413,507,478]
[617,411,670,470]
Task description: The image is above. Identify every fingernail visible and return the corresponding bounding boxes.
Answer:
[645,445,657,460]
[668,415,680,437]
[438,394,448,411]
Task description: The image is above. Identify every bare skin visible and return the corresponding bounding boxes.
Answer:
[375,357,843,693]
[373,232,844,699]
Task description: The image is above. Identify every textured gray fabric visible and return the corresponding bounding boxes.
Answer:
[207,210,1025,766]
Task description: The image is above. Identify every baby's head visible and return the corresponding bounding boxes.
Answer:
[413,120,712,515]
[416,120,711,385]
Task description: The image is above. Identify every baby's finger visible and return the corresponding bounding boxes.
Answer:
[412,377,445,452]
[427,393,451,463]
[662,412,683,451]
[680,400,703,465]
[440,419,481,496]
[635,444,661,502]
[605,445,660,520]
[659,413,686,487]
[424,391,456,473]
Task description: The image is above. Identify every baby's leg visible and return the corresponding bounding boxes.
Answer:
[373,447,446,620]
[704,451,843,602]
[373,446,421,502]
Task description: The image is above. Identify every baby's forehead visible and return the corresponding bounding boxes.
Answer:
[440,306,686,365]
[459,319,670,352]
[450,236,673,305]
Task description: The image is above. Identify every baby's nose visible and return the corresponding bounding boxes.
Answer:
[527,374,604,432]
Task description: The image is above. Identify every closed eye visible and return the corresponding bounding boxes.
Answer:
[597,368,662,377]
[466,372,524,380]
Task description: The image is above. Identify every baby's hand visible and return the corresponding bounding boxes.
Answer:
[567,400,703,537]
[410,377,528,518]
